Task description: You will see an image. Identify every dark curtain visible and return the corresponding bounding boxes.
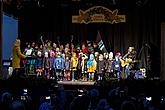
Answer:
[161,23,165,80]
[18,2,160,78]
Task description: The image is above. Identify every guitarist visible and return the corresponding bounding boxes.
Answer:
[121,47,137,79]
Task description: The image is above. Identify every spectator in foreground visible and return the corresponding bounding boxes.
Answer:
[0,92,13,110]
[9,100,25,110]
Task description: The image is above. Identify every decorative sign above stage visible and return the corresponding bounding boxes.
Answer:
[72,6,126,24]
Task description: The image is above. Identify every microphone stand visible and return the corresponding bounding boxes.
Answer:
[145,44,151,79]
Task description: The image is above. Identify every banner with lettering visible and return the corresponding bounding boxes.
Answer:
[72,6,126,24]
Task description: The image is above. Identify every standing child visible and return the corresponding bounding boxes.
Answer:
[43,52,51,79]
[53,54,65,81]
[77,52,82,80]
[105,52,114,78]
[49,50,55,79]
[97,54,106,81]
[112,52,122,79]
[87,54,97,81]
[81,53,88,81]
[71,52,78,81]
[64,56,71,80]
[36,51,43,77]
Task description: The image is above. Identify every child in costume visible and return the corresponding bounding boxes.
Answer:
[61,53,66,79]
[49,50,55,79]
[53,53,65,81]
[77,52,82,80]
[71,52,78,81]
[42,52,51,79]
[81,53,88,81]
[24,43,34,74]
[97,54,106,81]
[49,50,55,67]
[112,52,122,79]
[22,43,30,74]
[87,54,97,81]
[105,52,114,78]
[36,51,43,77]
[64,56,71,80]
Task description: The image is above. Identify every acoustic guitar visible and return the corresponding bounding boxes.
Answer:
[121,58,139,67]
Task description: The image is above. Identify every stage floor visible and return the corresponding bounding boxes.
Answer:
[57,80,96,86]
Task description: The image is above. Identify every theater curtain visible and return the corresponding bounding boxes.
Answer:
[19,4,160,78]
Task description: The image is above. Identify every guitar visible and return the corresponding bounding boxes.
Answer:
[121,52,139,67]
[121,58,139,67]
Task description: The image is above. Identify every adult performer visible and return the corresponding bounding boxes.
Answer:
[12,39,26,70]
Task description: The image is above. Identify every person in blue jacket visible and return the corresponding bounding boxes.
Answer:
[53,53,65,81]
[112,52,122,79]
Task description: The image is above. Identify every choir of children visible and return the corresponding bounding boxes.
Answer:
[22,40,127,81]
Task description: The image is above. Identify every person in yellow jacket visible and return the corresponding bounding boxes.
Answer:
[71,52,78,81]
[12,39,26,70]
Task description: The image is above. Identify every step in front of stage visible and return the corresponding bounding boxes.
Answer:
[57,80,96,86]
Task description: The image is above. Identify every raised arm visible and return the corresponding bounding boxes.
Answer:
[16,47,26,59]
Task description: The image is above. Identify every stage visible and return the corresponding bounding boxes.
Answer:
[57,80,96,86]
